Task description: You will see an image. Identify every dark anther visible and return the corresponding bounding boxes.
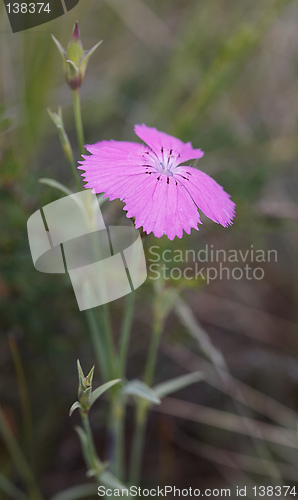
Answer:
[169,149,173,155]
[167,177,170,184]
[161,147,164,153]
[175,181,178,186]
[181,175,189,180]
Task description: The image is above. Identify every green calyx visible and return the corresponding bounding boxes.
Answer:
[52,21,102,90]
[69,361,121,417]
[77,360,94,413]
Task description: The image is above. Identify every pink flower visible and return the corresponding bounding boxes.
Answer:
[78,124,235,240]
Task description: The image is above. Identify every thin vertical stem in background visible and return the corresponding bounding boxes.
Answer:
[79,411,131,494]
[85,308,110,382]
[100,289,136,482]
[144,317,163,387]
[129,315,164,485]
[81,412,98,470]
[0,407,44,500]
[108,292,136,481]
[100,303,116,380]
[85,305,116,383]
[109,396,125,481]
[66,143,81,192]
[48,107,81,191]
[0,473,29,500]
[8,336,33,465]
[128,401,147,486]
[119,291,135,378]
[72,89,85,156]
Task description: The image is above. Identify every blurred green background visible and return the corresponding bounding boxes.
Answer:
[1,0,298,498]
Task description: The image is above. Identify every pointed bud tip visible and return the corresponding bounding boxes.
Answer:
[72,21,81,42]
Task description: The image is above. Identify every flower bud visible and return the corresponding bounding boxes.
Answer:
[77,360,94,414]
[52,21,102,91]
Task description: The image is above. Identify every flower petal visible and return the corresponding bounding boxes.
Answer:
[84,140,144,156]
[175,166,236,227]
[134,124,204,164]
[123,174,202,240]
[78,140,148,199]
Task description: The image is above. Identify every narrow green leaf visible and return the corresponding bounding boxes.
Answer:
[50,483,98,500]
[75,426,91,468]
[51,34,67,60]
[39,178,74,197]
[69,401,81,417]
[0,473,28,500]
[48,107,63,129]
[123,380,160,405]
[77,359,86,392]
[81,40,103,67]
[0,407,42,499]
[153,371,204,399]
[86,366,95,386]
[66,59,79,76]
[90,379,121,408]
[75,426,88,447]
[153,282,180,324]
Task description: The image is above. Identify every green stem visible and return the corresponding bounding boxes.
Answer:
[85,308,109,382]
[72,89,85,156]
[109,396,124,481]
[67,147,81,192]
[99,304,116,380]
[86,304,120,477]
[118,292,135,377]
[48,107,81,191]
[109,293,136,481]
[9,336,33,465]
[104,293,135,482]
[85,306,115,382]
[80,412,131,496]
[0,472,29,500]
[57,117,81,191]
[128,402,147,486]
[129,316,164,485]
[85,234,115,382]
[0,407,44,500]
[144,318,163,386]
[81,413,98,470]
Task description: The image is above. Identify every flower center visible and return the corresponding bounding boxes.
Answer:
[158,160,174,176]
[142,147,180,176]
